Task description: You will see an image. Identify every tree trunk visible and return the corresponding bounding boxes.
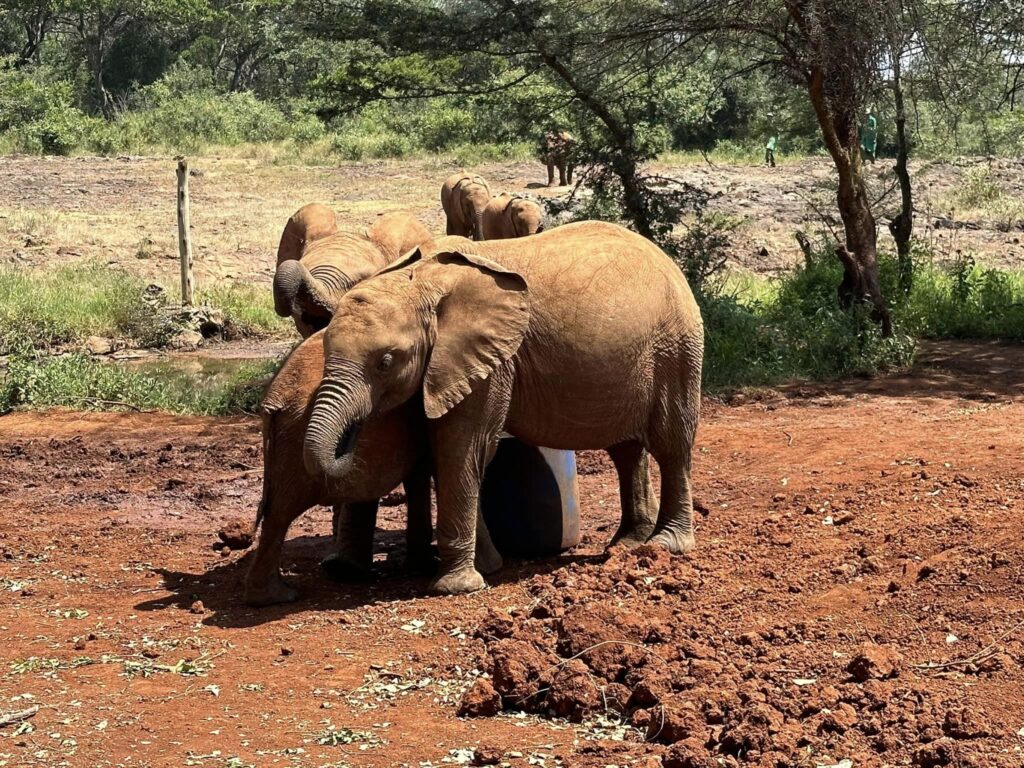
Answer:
[806,68,892,336]
[889,54,914,296]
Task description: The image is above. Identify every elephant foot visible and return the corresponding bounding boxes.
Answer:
[320,553,374,582]
[431,567,487,595]
[244,573,299,607]
[647,528,696,555]
[608,521,658,550]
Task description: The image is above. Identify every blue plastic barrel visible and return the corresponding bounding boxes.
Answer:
[480,436,581,557]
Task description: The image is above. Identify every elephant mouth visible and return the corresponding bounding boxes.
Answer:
[336,421,363,460]
[301,311,331,332]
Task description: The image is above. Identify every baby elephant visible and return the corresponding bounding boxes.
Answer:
[481,194,545,239]
[441,172,491,240]
[246,332,500,606]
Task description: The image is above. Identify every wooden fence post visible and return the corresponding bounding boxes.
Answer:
[175,157,194,306]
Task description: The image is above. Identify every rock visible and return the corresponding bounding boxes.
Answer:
[84,336,114,355]
[189,600,205,614]
[280,646,293,656]
[169,329,203,349]
[458,678,502,718]
[217,519,254,550]
[832,511,856,525]
[546,659,602,722]
[847,643,903,682]
[472,745,503,766]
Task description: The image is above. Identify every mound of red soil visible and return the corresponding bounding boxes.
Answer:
[463,545,1013,767]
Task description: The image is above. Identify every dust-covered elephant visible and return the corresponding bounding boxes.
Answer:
[273,207,434,337]
[246,331,501,606]
[440,172,491,240]
[481,194,545,240]
[302,221,704,595]
[540,131,576,187]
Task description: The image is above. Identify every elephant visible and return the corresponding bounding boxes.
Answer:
[441,172,491,240]
[481,194,545,240]
[302,220,704,596]
[273,208,434,337]
[245,330,502,606]
[540,131,576,187]
[275,203,338,265]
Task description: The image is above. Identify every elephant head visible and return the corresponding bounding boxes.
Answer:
[506,197,544,237]
[274,210,434,337]
[273,203,339,321]
[275,203,337,265]
[303,250,529,481]
[458,178,491,241]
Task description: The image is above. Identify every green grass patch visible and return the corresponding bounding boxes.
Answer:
[0,263,292,355]
[0,262,172,353]
[0,348,279,415]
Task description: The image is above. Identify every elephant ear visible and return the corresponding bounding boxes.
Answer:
[423,251,529,419]
[370,246,424,279]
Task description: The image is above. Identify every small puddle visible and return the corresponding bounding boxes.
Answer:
[120,342,292,392]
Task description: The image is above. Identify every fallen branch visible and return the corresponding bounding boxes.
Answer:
[0,705,39,728]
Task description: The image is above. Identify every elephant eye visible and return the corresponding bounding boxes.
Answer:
[377,352,394,372]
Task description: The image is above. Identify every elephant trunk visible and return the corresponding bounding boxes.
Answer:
[272,259,337,323]
[276,218,304,265]
[473,209,485,241]
[303,366,372,482]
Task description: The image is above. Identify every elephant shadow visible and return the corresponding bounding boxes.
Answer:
[134,529,603,628]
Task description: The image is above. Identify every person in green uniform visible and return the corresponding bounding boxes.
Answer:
[860,110,878,162]
[764,113,778,167]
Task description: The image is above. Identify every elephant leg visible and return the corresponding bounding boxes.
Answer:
[446,218,455,236]
[429,375,510,595]
[606,441,658,549]
[321,501,378,582]
[558,162,568,187]
[403,461,436,575]
[646,386,699,554]
[475,505,503,575]
[547,158,556,187]
[566,164,574,185]
[244,496,306,607]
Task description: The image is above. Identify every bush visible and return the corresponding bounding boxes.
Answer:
[903,254,1024,341]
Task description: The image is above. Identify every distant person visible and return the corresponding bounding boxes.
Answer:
[764,134,778,167]
[861,110,878,162]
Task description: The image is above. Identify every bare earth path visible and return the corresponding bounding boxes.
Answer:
[3,155,1023,289]
[1,341,1023,767]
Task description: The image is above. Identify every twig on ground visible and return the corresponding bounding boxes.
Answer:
[916,618,1024,672]
[0,705,39,727]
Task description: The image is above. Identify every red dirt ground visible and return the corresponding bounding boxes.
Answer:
[1,341,1023,767]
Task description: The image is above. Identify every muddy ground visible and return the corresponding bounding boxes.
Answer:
[2,155,1023,289]
[1,341,1023,767]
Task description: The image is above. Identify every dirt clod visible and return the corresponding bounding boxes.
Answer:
[189,600,205,614]
[217,518,254,550]
[847,643,904,681]
[472,745,503,765]
[458,679,502,718]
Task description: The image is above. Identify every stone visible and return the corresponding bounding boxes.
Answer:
[85,336,114,355]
